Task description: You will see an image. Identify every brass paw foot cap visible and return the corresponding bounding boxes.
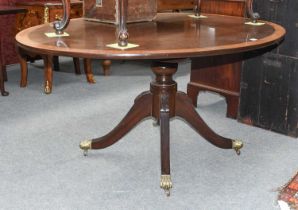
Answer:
[160,175,172,196]
[79,140,92,156]
[44,86,51,94]
[232,139,243,155]
[44,81,51,94]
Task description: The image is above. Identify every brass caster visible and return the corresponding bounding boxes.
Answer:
[80,139,92,156]
[160,175,172,197]
[44,81,51,94]
[232,139,243,155]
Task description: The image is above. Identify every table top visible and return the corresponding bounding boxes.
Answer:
[0,6,27,15]
[15,13,285,60]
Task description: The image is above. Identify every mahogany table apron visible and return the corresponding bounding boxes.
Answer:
[15,13,285,195]
[0,6,26,96]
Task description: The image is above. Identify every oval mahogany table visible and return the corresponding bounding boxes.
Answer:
[16,13,285,195]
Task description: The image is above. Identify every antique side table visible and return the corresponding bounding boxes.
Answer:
[0,6,26,96]
[14,0,87,86]
[15,13,285,195]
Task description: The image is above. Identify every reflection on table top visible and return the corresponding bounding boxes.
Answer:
[16,13,285,60]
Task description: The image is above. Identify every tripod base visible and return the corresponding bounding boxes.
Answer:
[79,61,243,195]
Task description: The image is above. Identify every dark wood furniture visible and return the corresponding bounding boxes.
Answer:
[157,0,245,15]
[15,0,96,94]
[101,0,246,77]
[16,13,285,195]
[187,0,246,119]
[15,1,82,31]
[0,0,24,75]
[156,0,247,119]
[157,0,194,11]
[83,0,156,24]
[15,0,84,75]
[15,0,81,70]
[0,6,26,96]
[239,0,298,137]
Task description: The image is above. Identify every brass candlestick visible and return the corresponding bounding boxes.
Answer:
[245,0,260,23]
[118,0,129,47]
[53,0,70,35]
[194,0,201,17]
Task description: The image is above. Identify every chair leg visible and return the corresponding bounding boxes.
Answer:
[43,55,53,94]
[83,58,96,83]
[102,59,111,76]
[53,56,60,71]
[72,57,81,75]
[0,65,8,96]
[226,95,239,119]
[19,56,28,88]
[16,47,29,88]
[2,65,7,81]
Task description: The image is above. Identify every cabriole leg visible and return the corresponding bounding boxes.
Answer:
[43,55,53,94]
[80,91,152,155]
[175,92,243,154]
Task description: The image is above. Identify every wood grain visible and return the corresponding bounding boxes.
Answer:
[16,13,285,60]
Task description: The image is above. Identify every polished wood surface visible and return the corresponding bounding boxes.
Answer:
[84,0,156,24]
[157,0,245,16]
[14,0,96,93]
[157,0,194,11]
[187,0,246,119]
[16,13,285,194]
[16,13,285,60]
[201,0,245,16]
[15,0,82,32]
[188,54,243,118]
[15,0,83,73]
